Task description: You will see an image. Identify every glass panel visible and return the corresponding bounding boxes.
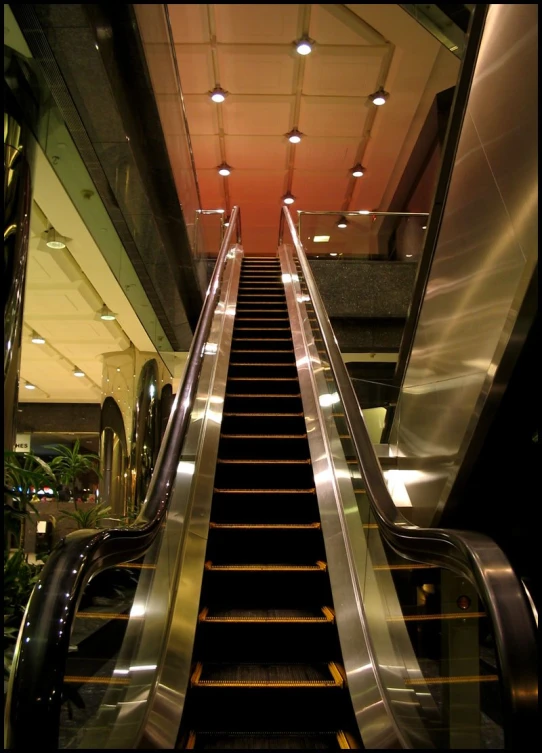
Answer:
[56,252,240,748]
[283,232,504,749]
[399,5,468,58]
[298,212,428,261]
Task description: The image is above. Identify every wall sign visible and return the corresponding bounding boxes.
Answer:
[15,433,31,453]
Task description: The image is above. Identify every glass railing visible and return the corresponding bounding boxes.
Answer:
[279,205,537,749]
[296,210,429,262]
[399,5,470,58]
[193,209,227,294]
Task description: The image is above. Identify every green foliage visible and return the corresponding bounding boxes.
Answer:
[57,502,113,530]
[4,451,57,551]
[4,549,44,677]
[45,439,101,509]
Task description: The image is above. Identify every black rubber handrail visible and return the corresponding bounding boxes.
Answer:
[4,207,242,750]
[280,205,538,750]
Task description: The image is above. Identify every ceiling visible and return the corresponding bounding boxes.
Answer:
[12,4,460,406]
[136,3,459,255]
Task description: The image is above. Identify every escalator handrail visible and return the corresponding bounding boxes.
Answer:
[280,205,537,749]
[4,207,242,750]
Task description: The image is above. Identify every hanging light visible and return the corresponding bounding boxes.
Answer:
[336,216,348,229]
[24,382,36,390]
[31,332,46,344]
[209,85,227,103]
[73,368,85,377]
[282,193,295,205]
[99,305,116,321]
[369,88,389,106]
[350,164,365,178]
[218,163,232,177]
[286,129,303,144]
[46,227,66,249]
[294,36,314,55]
[223,216,230,227]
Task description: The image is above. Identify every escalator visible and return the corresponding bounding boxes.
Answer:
[178,257,360,749]
[5,208,537,751]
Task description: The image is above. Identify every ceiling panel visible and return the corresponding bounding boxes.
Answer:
[225,135,289,170]
[174,46,215,93]
[240,225,281,256]
[293,137,360,172]
[298,96,369,138]
[303,46,385,97]
[221,95,295,135]
[228,170,287,203]
[213,4,300,45]
[167,4,210,44]
[182,96,220,135]
[190,134,222,169]
[217,46,296,96]
[292,172,349,207]
[197,171,226,208]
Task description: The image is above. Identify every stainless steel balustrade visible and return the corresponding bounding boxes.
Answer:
[4,207,243,750]
[279,204,538,749]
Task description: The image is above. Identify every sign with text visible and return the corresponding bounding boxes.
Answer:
[15,433,31,453]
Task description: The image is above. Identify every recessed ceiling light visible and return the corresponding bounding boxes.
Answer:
[406,254,413,258]
[31,332,46,344]
[209,86,227,103]
[73,368,85,377]
[422,225,427,230]
[351,164,365,178]
[25,383,36,390]
[282,193,295,205]
[369,88,389,106]
[294,36,314,55]
[359,210,370,215]
[286,129,303,144]
[329,252,338,256]
[218,163,232,177]
[99,305,116,321]
[336,217,348,229]
[46,227,66,249]
[313,236,330,243]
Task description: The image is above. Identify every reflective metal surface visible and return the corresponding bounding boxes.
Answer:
[129,359,160,511]
[389,4,538,527]
[5,207,243,750]
[280,204,538,748]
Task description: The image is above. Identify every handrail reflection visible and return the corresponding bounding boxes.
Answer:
[4,207,243,750]
[279,205,537,749]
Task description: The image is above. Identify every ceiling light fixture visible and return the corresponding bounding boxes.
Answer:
[359,210,370,215]
[24,383,36,390]
[351,164,365,178]
[336,216,348,229]
[73,368,85,378]
[31,332,46,344]
[282,192,295,205]
[294,36,314,55]
[46,227,66,249]
[218,163,232,177]
[99,305,116,321]
[286,128,303,144]
[329,252,338,256]
[313,235,330,243]
[369,88,389,106]
[223,216,230,227]
[422,225,427,230]
[209,85,227,103]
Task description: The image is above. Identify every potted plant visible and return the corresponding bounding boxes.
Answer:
[45,439,101,509]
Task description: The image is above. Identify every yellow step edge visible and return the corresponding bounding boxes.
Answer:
[395,611,486,623]
[190,661,343,688]
[213,487,316,494]
[117,563,156,569]
[209,522,321,529]
[64,676,130,685]
[75,612,131,620]
[220,433,307,439]
[405,675,499,686]
[216,458,311,464]
[198,606,334,623]
[205,560,327,572]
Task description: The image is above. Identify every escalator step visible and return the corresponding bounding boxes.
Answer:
[185,730,354,750]
[191,662,344,687]
[205,561,327,572]
[199,607,333,622]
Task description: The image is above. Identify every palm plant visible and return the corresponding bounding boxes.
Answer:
[4,451,57,553]
[45,439,101,509]
[56,502,113,530]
